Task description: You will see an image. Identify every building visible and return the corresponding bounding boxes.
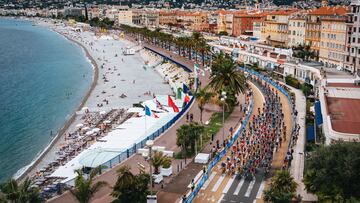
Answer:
[63,7,83,17]
[117,8,132,25]
[319,15,347,69]
[305,6,348,57]
[232,11,266,37]
[287,11,307,47]
[177,11,209,32]
[264,9,298,47]
[347,0,360,74]
[159,10,177,26]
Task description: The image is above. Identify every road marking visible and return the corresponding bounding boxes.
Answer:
[202,172,216,190]
[233,179,245,195]
[244,179,256,197]
[212,175,225,192]
[256,181,265,199]
[217,194,224,203]
[222,176,235,194]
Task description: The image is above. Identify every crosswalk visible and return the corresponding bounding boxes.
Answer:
[197,171,265,203]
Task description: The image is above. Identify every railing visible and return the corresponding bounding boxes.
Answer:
[184,92,255,203]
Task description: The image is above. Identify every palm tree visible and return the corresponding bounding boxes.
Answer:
[209,52,247,97]
[151,151,172,174]
[112,166,150,203]
[195,87,213,123]
[0,178,41,203]
[70,167,108,203]
[263,170,298,203]
[176,123,205,155]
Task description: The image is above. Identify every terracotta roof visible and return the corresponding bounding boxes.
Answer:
[268,9,299,16]
[308,6,348,16]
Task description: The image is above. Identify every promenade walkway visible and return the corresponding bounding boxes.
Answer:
[49,38,246,203]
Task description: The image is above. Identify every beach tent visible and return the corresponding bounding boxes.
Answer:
[78,148,121,168]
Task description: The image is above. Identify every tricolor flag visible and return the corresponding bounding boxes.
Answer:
[154,97,168,112]
[184,94,190,104]
[168,95,180,112]
[145,105,159,118]
[183,83,189,94]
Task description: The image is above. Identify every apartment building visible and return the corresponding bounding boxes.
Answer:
[347,0,360,74]
[176,11,209,32]
[319,15,347,69]
[232,11,266,37]
[287,11,307,47]
[264,9,298,47]
[117,7,132,25]
[159,10,177,26]
[305,6,347,56]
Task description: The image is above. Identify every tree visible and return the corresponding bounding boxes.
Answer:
[264,170,297,203]
[70,167,108,203]
[195,87,213,123]
[209,52,246,107]
[293,44,315,61]
[176,123,205,155]
[151,151,172,174]
[112,166,150,203]
[0,178,41,203]
[304,142,360,202]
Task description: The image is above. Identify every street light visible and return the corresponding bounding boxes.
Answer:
[221,91,227,147]
[146,140,157,203]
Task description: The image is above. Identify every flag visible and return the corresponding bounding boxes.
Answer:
[184,94,190,104]
[145,105,159,118]
[154,97,168,112]
[168,95,179,112]
[183,83,189,94]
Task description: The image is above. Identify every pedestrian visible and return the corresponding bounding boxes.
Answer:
[186,113,189,122]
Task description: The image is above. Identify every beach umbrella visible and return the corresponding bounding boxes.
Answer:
[85,131,94,136]
[82,127,90,132]
[92,128,100,133]
[76,123,84,128]
[82,107,89,111]
[100,111,107,115]
[79,148,121,168]
[103,120,111,124]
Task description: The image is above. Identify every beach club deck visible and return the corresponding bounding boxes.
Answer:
[49,95,187,185]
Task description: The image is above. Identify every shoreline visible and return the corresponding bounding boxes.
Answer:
[16,22,99,181]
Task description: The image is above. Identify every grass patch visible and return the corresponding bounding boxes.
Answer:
[199,108,233,150]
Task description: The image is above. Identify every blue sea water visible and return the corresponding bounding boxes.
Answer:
[0,18,93,181]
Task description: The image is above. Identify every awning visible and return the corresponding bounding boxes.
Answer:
[78,148,122,168]
[306,124,315,141]
[314,101,323,125]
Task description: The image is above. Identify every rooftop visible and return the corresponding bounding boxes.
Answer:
[326,97,360,134]
[308,6,348,16]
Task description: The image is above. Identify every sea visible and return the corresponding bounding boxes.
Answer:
[0,18,93,182]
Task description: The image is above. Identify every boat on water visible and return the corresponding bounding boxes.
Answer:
[123,46,135,55]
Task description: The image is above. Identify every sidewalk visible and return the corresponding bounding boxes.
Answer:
[282,83,318,202]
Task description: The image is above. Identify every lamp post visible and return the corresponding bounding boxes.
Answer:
[146,140,157,203]
[221,91,227,146]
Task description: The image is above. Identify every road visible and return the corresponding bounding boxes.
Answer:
[194,82,265,203]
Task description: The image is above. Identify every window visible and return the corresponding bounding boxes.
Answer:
[354,27,357,33]
[353,37,356,43]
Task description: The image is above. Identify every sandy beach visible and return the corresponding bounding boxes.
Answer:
[16,19,176,181]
